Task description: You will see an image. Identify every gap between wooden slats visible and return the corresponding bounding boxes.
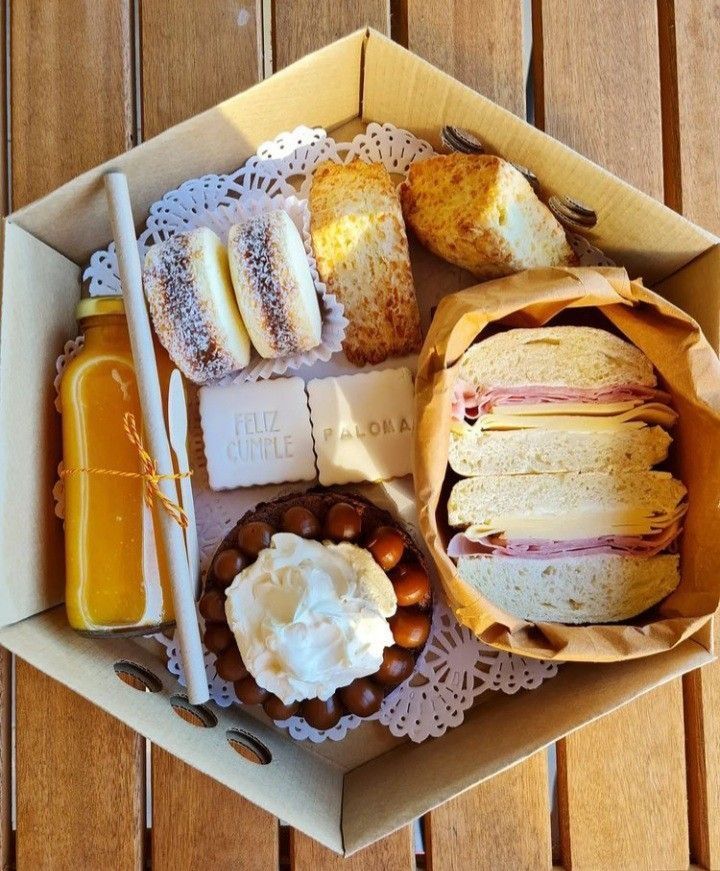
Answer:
[407,4,554,866]
[0,0,11,865]
[537,2,689,869]
[136,3,282,866]
[10,2,146,869]
[660,2,720,868]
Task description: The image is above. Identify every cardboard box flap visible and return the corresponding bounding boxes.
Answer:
[341,638,713,855]
[656,242,720,351]
[362,30,717,286]
[0,608,346,853]
[10,29,366,265]
[0,221,79,627]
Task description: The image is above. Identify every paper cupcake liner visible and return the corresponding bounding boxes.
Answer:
[173,191,348,384]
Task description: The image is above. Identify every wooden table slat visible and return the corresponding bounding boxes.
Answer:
[138,5,285,867]
[16,662,145,870]
[0,4,11,865]
[140,0,263,139]
[10,0,134,208]
[291,826,414,871]
[684,662,720,871]
[406,0,527,118]
[538,0,664,199]
[11,4,145,870]
[268,4,417,863]
[669,0,720,234]
[539,3,690,868]
[151,747,278,871]
[0,649,10,871]
[271,0,390,70]
[425,751,552,871]
[410,5,553,867]
[557,683,689,870]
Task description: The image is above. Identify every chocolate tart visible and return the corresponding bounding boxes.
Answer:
[200,489,433,731]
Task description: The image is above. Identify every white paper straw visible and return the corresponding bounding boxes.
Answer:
[104,171,209,705]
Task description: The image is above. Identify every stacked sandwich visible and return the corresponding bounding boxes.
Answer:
[446,326,688,624]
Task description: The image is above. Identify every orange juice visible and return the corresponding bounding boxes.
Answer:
[60,297,175,634]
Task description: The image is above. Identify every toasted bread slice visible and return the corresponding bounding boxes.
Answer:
[400,153,577,278]
[309,160,422,366]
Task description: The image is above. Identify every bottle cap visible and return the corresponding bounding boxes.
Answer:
[75,296,125,321]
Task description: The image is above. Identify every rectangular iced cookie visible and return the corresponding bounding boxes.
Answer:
[307,368,414,485]
[199,376,316,490]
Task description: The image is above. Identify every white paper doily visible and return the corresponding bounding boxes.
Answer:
[154,593,558,744]
[72,122,573,744]
[83,122,611,300]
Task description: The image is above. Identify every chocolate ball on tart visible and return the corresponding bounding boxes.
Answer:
[202,490,433,728]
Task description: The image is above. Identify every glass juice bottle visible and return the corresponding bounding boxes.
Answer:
[60,296,175,635]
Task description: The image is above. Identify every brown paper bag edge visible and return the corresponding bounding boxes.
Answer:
[414,266,719,662]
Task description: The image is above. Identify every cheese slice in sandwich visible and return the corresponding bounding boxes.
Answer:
[447,470,687,540]
[456,553,680,624]
[470,401,678,430]
[449,398,676,476]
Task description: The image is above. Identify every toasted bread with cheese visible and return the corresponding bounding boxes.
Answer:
[309,160,422,366]
[400,153,577,278]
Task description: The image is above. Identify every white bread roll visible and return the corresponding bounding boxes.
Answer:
[448,470,687,538]
[457,553,680,623]
[400,153,576,279]
[448,425,671,476]
[143,227,251,384]
[228,211,321,359]
[459,326,656,389]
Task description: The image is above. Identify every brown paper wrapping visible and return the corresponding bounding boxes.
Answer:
[415,266,720,661]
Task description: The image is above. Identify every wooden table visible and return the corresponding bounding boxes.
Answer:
[5,1,719,868]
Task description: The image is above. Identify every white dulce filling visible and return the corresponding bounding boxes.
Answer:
[225,532,397,705]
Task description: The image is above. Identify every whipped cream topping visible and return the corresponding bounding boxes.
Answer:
[224,532,397,704]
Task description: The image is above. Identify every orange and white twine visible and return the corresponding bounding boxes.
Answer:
[61,412,192,528]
